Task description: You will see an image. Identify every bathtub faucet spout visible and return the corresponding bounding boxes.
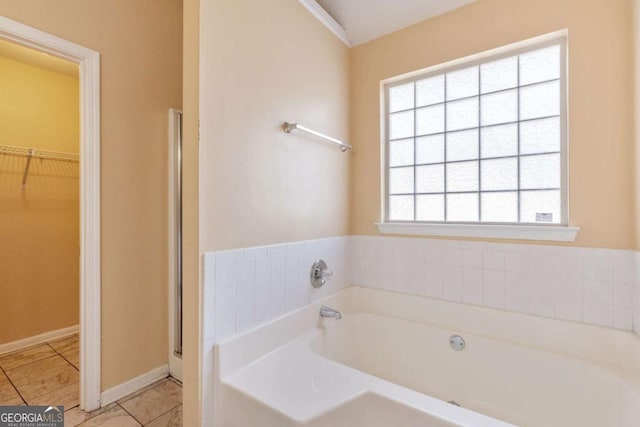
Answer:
[320,306,342,320]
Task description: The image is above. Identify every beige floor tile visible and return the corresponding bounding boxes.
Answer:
[118,379,182,425]
[64,407,94,427]
[64,403,117,426]
[76,404,141,427]
[145,405,182,427]
[62,349,80,369]
[48,334,79,354]
[27,381,79,410]
[0,344,57,371]
[7,355,79,401]
[0,382,23,405]
[145,404,182,427]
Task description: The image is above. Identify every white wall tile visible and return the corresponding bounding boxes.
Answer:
[203,237,640,346]
[613,283,633,308]
[215,313,235,341]
[442,248,463,267]
[236,282,254,308]
[483,270,505,309]
[237,257,256,284]
[462,268,483,305]
[583,280,613,305]
[254,301,270,326]
[214,287,237,317]
[255,256,271,280]
[236,306,254,334]
[583,302,614,328]
[555,299,582,323]
[529,294,554,318]
[483,251,505,271]
[505,252,527,272]
[463,249,483,268]
[271,253,286,275]
[614,307,633,330]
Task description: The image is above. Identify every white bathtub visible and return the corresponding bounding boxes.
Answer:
[214,287,640,426]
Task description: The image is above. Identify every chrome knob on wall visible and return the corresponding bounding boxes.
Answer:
[310,259,333,288]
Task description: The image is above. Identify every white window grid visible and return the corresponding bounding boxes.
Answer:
[383,36,568,226]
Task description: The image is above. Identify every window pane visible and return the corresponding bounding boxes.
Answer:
[416,75,444,107]
[520,80,560,120]
[520,117,561,154]
[417,194,444,221]
[447,129,479,162]
[447,97,479,131]
[389,82,414,112]
[385,41,564,226]
[389,138,414,167]
[447,193,479,222]
[447,161,479,192]
[416,134,444,164]
[481,89,517,126]
[520,153,560,189]
[446,66,479,100]
[416,164,444,193]
[481,158,518,191]
[389,195,414,221]
[520,45,561,86]
[481,123,518,158]
[416,104,444,135]
[389,110,414,139]
[481,56,518,93]
[482,192,518,223]
[389,166,414,194]
[521,190,561,224]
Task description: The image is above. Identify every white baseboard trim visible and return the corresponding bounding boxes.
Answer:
[0,325,79,356]
[100,364,169,406]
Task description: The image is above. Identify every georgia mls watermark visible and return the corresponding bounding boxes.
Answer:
[0,406,64,427]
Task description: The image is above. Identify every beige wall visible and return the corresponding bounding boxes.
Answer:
[199,0,351,252]
[0,1,183,389]
[350,0,635,249]
[0,57,79,154]
[0,56,79,344]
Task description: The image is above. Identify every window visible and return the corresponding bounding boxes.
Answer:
[383,36,567,229]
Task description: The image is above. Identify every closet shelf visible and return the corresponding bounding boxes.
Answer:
[0,144,79,162]
[0,144,79,187]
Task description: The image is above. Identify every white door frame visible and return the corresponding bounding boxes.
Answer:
[0,16,102,410]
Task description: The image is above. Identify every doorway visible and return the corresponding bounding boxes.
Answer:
[0,16,101,410]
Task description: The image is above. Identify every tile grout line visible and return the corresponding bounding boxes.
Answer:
[115,401,145,426]
[0,365,28,406]
[138,403,182,426]
[45,342,80,373]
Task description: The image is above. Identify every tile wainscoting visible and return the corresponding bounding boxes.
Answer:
[202,236,351,343]
[350,236,640,333]
[202,235,640,343]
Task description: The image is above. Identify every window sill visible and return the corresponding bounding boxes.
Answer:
[375,222,580,242]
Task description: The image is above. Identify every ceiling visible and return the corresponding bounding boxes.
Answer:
[0,38,78,78]
[315,0,476,46]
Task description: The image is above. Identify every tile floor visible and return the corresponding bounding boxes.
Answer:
[0,334,182,426]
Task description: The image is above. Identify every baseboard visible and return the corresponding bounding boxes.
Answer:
[100,364,169,406]
[0,325,79,356]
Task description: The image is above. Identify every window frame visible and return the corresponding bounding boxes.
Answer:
[381,32,571,237]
